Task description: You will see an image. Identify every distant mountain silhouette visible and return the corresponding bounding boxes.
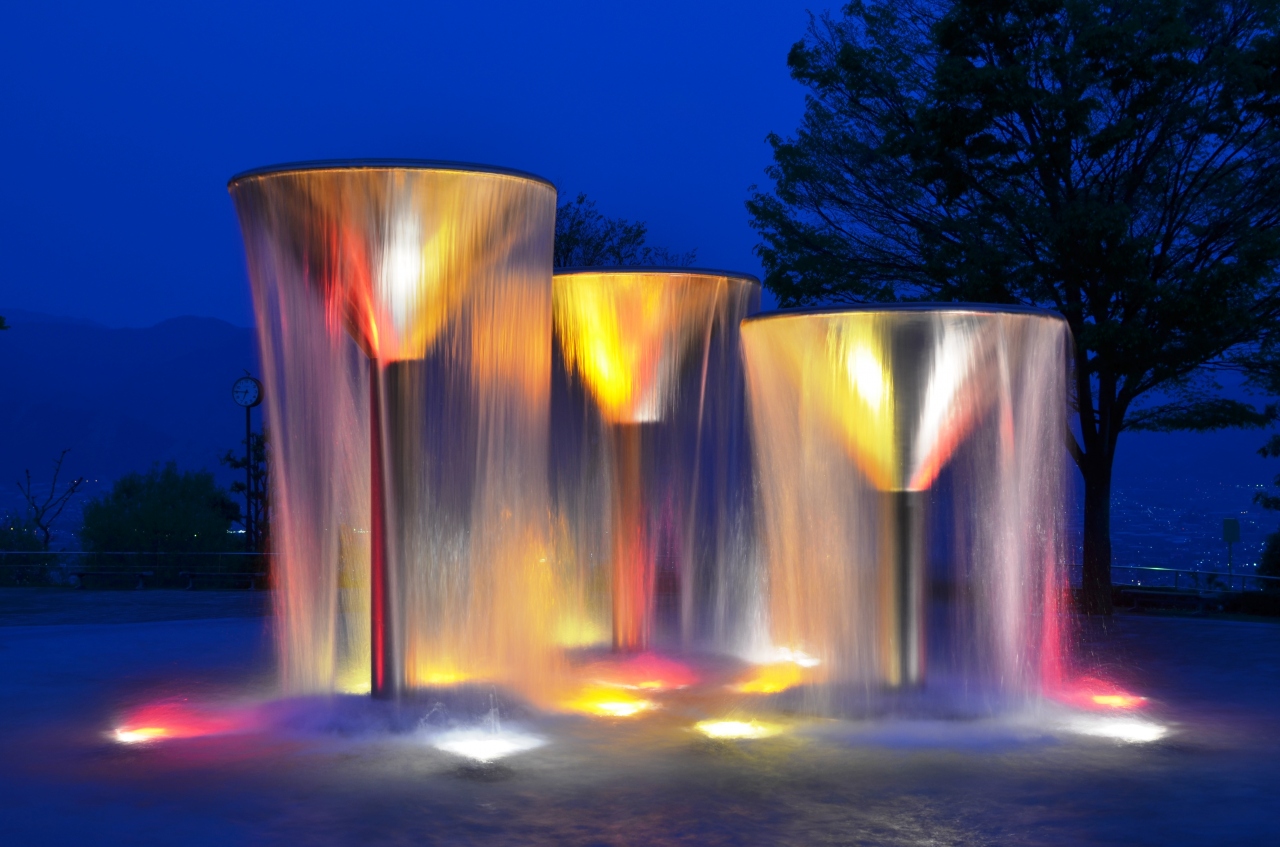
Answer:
[0,306,1275,556]
[0,308,259,543]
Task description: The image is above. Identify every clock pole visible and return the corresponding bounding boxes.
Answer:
[231,376,264,553]
[244,401,253,549]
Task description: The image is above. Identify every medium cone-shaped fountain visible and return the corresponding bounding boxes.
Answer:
[553,268,757,651]
[230,161,556,699]
[742,306,1069,702]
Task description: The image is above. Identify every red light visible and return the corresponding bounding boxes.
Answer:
[113,700,260,744]
[1052,677,1149,711]
[584,652,699,692]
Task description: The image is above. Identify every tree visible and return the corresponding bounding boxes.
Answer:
[80,462,241,553]
[221,430,270,554]
[17,449,86,549]
[555,193,697,268]
[748,0,1280,613]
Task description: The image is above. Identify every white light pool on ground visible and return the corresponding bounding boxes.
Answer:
[695,720,781,740]
[1064,715,1169,743]
[431,729,546,762]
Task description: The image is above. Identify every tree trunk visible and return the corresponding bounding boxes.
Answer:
[1079,447,1115,615]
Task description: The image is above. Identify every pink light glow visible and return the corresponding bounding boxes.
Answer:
[1051,677,1149,711]
[583,652,699,691]
[113,700,262,744]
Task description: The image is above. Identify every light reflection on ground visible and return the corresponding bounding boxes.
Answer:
[2,598,1277,845]
[430,728,546,762]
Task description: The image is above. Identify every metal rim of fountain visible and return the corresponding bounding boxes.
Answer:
[227,158,556,189]
[742,302,1066,324]
[553,266,761,287]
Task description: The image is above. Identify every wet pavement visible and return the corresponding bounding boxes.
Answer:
[0,591,1276,846]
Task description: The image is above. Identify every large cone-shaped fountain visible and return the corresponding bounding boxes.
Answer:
[230,161,556,699]
[741,306,1069,706]
[553,268,759,651]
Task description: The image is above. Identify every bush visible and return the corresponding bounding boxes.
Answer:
[0,514,43,552]
[80,462,241,553]
[1258,532,1280,592]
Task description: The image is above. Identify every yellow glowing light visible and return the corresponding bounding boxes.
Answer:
[561,686,655,718]
[846,346,886,408]
[825,320,898,490]
[419,670,472,687]
[744,311,1012,493]
[553,271,727,423]
[553,617,609,648]
[1091,694,1147,709]
[733,662,807,694]
[694,720,779,740]
[114,727,169,744]
[231,167,551,363]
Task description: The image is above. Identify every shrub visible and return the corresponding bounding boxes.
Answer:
[80,462,241,553]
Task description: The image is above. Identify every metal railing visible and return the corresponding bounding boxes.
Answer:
[1112,564,1280,593]
[0,551,273,589]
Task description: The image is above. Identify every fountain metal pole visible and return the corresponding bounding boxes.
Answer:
[882,489,925,688]
[881,321,930,689]
[611,423,648,651]
[368,359,400,698]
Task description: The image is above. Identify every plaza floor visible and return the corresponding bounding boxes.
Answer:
[0,589,1276,845]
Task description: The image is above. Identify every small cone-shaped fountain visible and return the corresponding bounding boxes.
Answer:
[230,161,555,698]
[742,306,1069,701]
[553,268,757,651]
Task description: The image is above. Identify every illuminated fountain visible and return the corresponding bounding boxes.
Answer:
[229,160,557,700]
[227,161,1078,726]
[552,269,759,652]
[741,306,1071,712]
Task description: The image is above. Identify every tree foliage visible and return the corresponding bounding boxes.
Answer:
[221,430,270,553]
[554,193,697,269]
[748,0,1280,612]
[80,463,241,553]
[0,514,43,552]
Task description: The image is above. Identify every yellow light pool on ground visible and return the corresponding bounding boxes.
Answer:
[114,727,169,744]
[733,662,807,694]
[694,720,780,740]
[562,686,655,718]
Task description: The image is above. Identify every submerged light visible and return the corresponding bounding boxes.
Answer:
[1091,693,1147,709]
[732,662,808,694]
[585,652,699,692]
[432,729,546,763]
[562,685,655,718]
[694,720,780,740]
[1053,677,1150,711]
[112,699,257,744]
[114,727,169,744]
[1065,715,1168,744]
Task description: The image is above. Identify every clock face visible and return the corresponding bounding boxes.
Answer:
[232,376,263,408]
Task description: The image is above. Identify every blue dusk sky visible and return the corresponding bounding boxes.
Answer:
[0,0,817,327]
